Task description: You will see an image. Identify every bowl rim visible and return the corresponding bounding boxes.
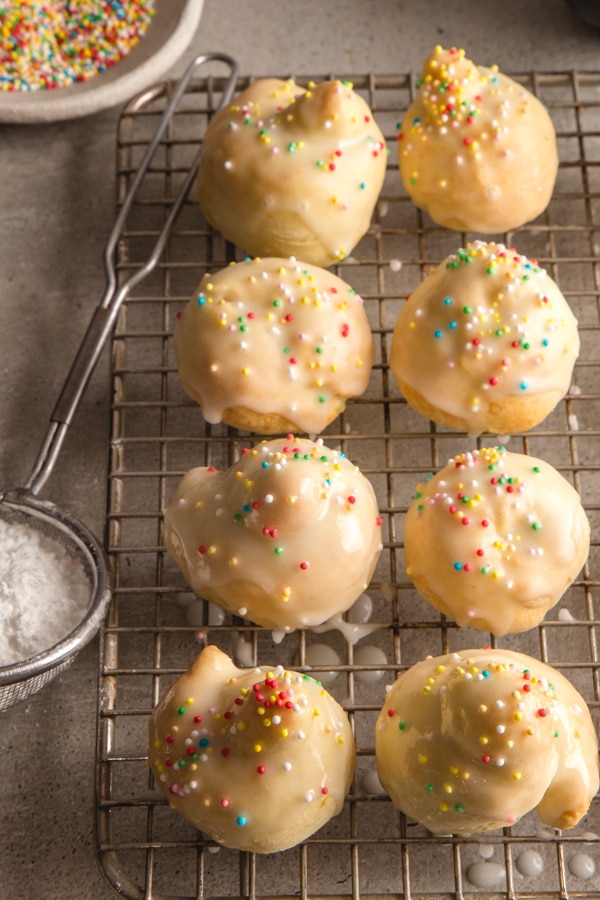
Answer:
[0,490,112,686]
[0,0,205,124]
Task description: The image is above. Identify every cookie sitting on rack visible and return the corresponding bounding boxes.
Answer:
[389,241,579,438]
[164,436,383,631]
[197,77,387,267]
[375,648,599,834]
[174,256,375,435]
[397,46,558,233]
[149,645,356,853]
[403,446,590,636]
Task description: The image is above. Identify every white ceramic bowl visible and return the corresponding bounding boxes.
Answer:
[0,0,204,124]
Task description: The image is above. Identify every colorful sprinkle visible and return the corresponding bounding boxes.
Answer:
[0,1,155,92]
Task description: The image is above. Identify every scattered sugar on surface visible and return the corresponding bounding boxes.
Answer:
[0,517,90,665]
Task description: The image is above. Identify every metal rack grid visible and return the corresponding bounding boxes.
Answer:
[96,68,600,900]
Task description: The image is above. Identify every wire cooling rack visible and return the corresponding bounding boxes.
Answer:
[95,67,600,899]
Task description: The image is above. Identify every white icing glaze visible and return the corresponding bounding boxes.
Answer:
[398,46,558,233]
[197,78,387,267]
[404,446,590,636]
[311,612,382,644]
[390,241,580,437]
[164,437,383,631]
[148,646,355,853]
[375,649,599,835]
[174,256,374,435]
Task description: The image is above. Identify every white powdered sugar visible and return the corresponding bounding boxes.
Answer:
[0,517,91,666]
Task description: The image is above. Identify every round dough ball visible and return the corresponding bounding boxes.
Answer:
[174,256,375,435]
[149,645,356,852]
[197,78,387,267]
[398,46,558,233]
[404,446,590,636]
[390,241,579,437]
[164,436,383,631]
[376,649,599,835]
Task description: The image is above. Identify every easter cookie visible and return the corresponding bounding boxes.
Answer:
[197,78,387,266]
[149,645,356,852]
[390,241,579,437]
[397,46,558,233]
[375,648,599,834]
[404,446,590,636]
[164,436,383,631]
[174,257,374,435]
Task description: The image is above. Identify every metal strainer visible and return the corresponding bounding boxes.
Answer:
[0,52,238,711]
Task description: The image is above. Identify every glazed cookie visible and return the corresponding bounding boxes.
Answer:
[164,436,383,631]
[149,645,356,852]
[390,241,579,437]
[404,446,590,636]
[397,46,558,233]
[197,78,387,267]
[174,256,375,435]
[375,648,599,834]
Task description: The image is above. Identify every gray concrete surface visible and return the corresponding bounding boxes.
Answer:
[0,1,599,897]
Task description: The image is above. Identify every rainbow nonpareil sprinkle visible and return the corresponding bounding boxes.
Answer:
[0,0,155,91]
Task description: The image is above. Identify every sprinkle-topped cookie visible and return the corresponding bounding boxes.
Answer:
[397,46,558,233]
[390,241,579,437]
[149,645,356,852]
[164,436,383,631]
[404,446,589,635]
[197,78,387,267]
[375,648,598,834]
[174,256,375,435]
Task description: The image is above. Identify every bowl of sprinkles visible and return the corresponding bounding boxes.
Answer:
[0,0,204,122]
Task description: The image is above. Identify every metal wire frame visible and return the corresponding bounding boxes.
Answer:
[95,68,600,900]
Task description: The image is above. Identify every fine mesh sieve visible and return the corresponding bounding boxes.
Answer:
[0,52,238,712]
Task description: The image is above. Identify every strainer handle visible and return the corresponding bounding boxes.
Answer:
[24,51,239,496]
